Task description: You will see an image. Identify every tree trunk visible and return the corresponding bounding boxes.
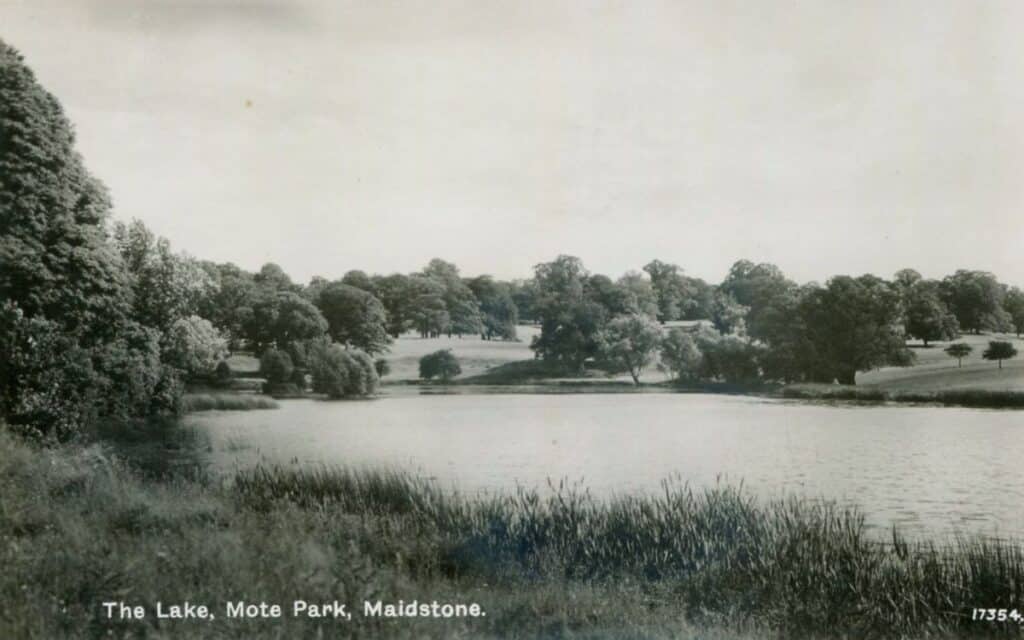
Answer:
[958,358,962,368]
[999,359,1003,369]
[630,370,641,386]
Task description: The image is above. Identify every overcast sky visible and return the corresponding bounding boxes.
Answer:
[3,0,1022,284]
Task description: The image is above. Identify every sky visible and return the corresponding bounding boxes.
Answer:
[3,0,1022,285]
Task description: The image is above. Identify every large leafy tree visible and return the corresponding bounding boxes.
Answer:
[467,275,518,340]
[0,41,131,343]
[796,275,913,384]
[530,255,609,371]
[902,280,959,346]
[313,282,390,354]
[598,314,662,385]
[0,41,178,437]
[719,260,795,342]
[1004,287,1024,337]
[940,270,1011,334]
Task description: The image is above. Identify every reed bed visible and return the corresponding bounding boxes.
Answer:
[180,393,279,412]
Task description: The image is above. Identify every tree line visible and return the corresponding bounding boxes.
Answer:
[3,39,1024,440]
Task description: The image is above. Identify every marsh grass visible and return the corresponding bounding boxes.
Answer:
[782,384,1024,408]
[3,431,1022,638]
[181,393,279,412]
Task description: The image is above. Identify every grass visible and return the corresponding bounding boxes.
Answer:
[2,430,1022,638]
[181,393,279,412]
[860,332,1024,392]
[781,384,1024,408]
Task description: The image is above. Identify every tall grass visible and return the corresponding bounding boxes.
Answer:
[783,384,1024,408]
[181,393,279,412]
[235,465,1024,637]
[4,430,1022,638]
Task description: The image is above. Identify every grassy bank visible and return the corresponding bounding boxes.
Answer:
[781,384,1024,408]
[181,393,279,412]
[2,432,1022,638]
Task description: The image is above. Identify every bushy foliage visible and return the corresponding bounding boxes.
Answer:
[374,358,391,378]
[163,315,228,379]
[312,282,391,354]
[598,314,662,384]
[259,349,294,385]
[982,341,1018,369]
[695,330,763,384]
[0,44,185,438]
[308,342,378,398]
[419,349,462,382]
[660,327,703,381]
[213,360,233,387]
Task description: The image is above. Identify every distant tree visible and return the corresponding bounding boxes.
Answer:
[794,275,913,384]
[719,260,795,341]
[372,273,415,337]
[943,342,973,368]
[1004,287,1024,337]
[940,270,1011,334]
[243,290,328,354]
[419,349,461,382]
[893,268,923,291]
[407,275,450,338]
[164,315,229,379]
[659,327,703,381]
[259,349,294,385]
[253,263,296,292]
[530,256,609,371]
[694,329,763,384]
[616,272,660,319]
[308,342,378,398]
[200,263,257,345]
[374,358,391,378]
[709,289,749,336]
[467,276,518,340]
[584,274,637,317]
[341,269,376,293]
[597,314,662,385]
[313,282,391,354]
[509,279,540,324]
[903,280,959,346]
[982,341,1018,369]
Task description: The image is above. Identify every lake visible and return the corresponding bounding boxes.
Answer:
[146,390,1024,540]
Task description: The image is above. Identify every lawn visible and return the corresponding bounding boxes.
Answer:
[377,326,540,382]
[859,332,1024,392]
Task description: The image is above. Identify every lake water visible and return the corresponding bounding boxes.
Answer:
[158,390,1024,540]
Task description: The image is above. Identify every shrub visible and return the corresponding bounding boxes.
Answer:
[213,360,233,387]
[419,349,461,382]
[660,327,703,382]
[308,343,378,398]
[374,358,391,378]
[259,349,294,385]
[163,315,229,379]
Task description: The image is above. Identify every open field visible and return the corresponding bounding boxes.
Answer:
[3,429,1022,639]
[860,332,1024,392]
[378,325,539,382]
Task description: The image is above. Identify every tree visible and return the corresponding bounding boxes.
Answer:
[421,258,483,337]
[940,270,1010,334]
[312,282,390,354]
[709,289,748,336]
[341,269,375,293]
[902,280,959,346]
[794,275,913,384]
[467,276,518,340]
[616,272,660,319]
[694,329,763,384]
[308,342,378,398]
[719,260,795,342]
[164,316,229,379]
[243,290,328,354]
[1004,288,1024,337]
[659,327,703,381]
[259,349,294,385]
[982,341,1018,369]
[0,41,180,438]
[530,256,609,371]
[419,349,462,382]
[372,273,415,337]
[944,342,973,368]
[598,314,663,384]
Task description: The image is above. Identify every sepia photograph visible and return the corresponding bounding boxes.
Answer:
[2,1,1023,638]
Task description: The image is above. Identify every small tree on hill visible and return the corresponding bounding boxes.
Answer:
[982,341,1018,370]
[943,342,973,368]
[419,349,461,382]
